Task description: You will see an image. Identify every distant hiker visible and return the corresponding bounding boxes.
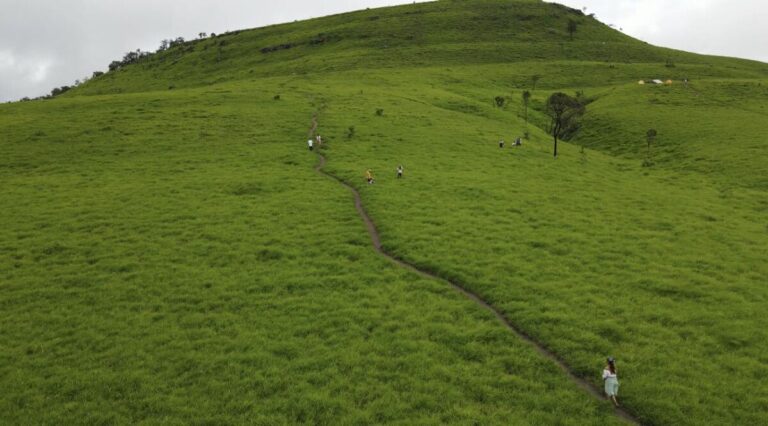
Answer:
[397,165,404,179]
[366,169,375,184]
[499,139,505,148]
[515,137,522,146]
[308,139,314,151]
[603,357,620,407]
[316,135,323,146]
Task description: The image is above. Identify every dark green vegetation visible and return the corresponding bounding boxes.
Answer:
[2,0,767,424]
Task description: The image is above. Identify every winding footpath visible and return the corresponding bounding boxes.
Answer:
[308,114,641,425]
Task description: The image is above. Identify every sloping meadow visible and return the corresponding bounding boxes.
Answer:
[314,69,768,425]
[0,83,621,424]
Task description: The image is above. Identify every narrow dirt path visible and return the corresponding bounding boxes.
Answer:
[308,113,641,425]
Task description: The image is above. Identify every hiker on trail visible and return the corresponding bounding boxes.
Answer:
[603,357,620,407]
[308,139,314,151]
[499,139,505,148]
[515,137,522,146]
[316,135,323,146]
[366,169,375,184]
[397,165,404,179]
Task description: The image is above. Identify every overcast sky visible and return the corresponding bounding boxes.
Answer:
[1,0,766,102]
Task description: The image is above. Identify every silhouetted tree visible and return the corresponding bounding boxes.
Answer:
[522,91,531,125]
[50,86,72,97]
[644,129,658,166]
[545,92,586,158]
[122,50,139,64]
[567,19,578,40]
[532,74,541,91]
[169,37,185,48]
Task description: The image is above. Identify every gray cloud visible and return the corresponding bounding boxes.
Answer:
[0,0,429,102]
[2,0,766,102]
[549,0,768,63]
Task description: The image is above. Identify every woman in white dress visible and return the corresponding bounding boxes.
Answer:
[603,356,620,407]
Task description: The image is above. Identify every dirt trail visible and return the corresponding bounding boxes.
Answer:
[308,114,641,425]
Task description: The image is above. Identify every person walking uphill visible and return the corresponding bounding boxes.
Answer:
[603,357,620,407]
[365,169,375,184]
[307,138,314,151]
[397,165,404,179]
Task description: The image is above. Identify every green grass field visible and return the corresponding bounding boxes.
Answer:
[2,0,767,424]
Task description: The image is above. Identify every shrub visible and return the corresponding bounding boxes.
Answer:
[50,86,72,97]
[347,126,356,139]
[375,108,384,116]
[494,96,506,108]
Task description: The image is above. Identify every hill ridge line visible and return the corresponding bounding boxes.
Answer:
[307,112,641,425]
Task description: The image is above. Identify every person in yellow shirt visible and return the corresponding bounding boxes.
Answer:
[365,169,374,184]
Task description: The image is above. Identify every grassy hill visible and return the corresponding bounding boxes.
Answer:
[2,0,767,424]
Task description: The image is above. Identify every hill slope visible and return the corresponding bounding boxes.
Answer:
[2,0,767,424]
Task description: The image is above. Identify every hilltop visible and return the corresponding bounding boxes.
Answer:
[1,1,767,425]
[66,0,768,187]
[75,0,765,95]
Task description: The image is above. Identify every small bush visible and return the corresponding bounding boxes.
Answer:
[274,95,281,100]
[347,126,356,139]
[494,96,506,108]
[375,108,384,116]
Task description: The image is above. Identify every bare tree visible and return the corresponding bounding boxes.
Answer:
[644,129,658,166]
[522,91,531,125]
[532,74,541,91]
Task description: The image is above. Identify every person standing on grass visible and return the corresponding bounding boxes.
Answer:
[308,138,314,151]
[603,357,620,407]
[499,139,505,149]
[317,135,323,146]
[366,169,375,184]
[397,165,404,179]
